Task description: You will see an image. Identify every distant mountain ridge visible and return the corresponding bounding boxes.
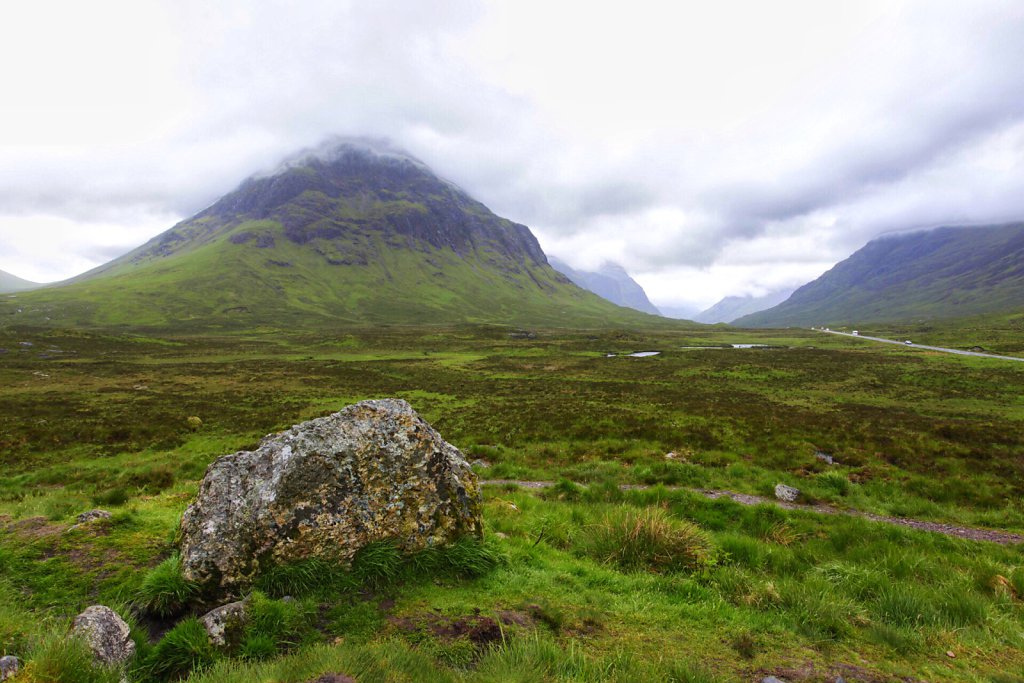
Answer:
[736,222,1024,327]
[693,289,793,324]
[0,269,40,294]
[548,257,660,315]
[6,138,664,329]
[658,304,701,321]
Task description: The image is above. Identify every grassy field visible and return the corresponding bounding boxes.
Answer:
[1,323,1022,681]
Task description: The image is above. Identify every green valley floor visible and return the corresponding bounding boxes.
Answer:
[1,324,1022,682]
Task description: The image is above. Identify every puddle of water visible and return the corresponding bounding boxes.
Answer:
[606,351,661,357]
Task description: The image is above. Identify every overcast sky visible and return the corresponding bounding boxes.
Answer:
[1,0,1023,310]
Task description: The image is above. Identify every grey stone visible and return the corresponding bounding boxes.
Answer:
[470,459,491,469]
[761,677,787,683]
[200,600,248,647]
[0,656,19,681]
[179,399,483,596]
[71,605,135,666]
[76,509,112,524]
[814,450,834,465]
[774,484,801,503]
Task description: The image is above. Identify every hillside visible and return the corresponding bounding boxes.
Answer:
[0,269,41,294]
[693,289,793,324]
[2,140,662,330]
[736,222,1024,327]
[548,257,661,315]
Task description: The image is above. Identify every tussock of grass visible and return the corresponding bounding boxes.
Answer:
[141,617,216,680]
[582,507,717,573]
[136,554,200,617]
[255,557,342,597]
[351,541,404,589]
[24,633,122,683]
[241,591,315,657]
[256,537,504,598]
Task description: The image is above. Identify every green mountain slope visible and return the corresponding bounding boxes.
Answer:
[736,222,1024,327]
[4,140,662,330]
[0,269,40,294]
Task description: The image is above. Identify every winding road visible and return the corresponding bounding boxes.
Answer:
[816,328,1024,362]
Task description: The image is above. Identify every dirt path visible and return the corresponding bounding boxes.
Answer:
[482,479,1024,545]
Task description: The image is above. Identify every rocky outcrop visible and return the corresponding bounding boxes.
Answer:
[179,399,482,595]
[70,605,135,666]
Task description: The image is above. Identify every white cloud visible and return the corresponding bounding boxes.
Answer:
[1,0,1023,309]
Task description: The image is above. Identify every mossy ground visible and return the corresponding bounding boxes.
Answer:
[1,323,1022,681]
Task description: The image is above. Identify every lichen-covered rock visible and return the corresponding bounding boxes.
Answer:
[70,605,135,666]
[0,656,19,681]
[774,484,800,503]
[179,399,482,595]
[76,509,112,524]
[200,600,248,647]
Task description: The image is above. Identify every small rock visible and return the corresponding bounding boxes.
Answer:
[71,605,135,666]
[494,532,508,539]
[762,677,787,683]
[76,509,112,524]
[470,459,491,469]
[0,656,19,681]
[18,341,32,347]
[200,600,248,647]
[834,676,846,683]
[774,484,800,503]
[814,450,834,465]
[945,650,956,658]
[664,451,678,460]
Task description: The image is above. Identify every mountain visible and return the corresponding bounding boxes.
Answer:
[0,269,40,294]
[5,139,661,329]
[548,257,660,315]
[693,289,793,324]
[736,222,1024,327]
[658,304,701,321]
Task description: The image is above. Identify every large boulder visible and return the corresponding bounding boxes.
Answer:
[179,399,482,595]
[70,605,135,666]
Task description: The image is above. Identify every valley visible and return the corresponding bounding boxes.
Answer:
[2,322,1023,681]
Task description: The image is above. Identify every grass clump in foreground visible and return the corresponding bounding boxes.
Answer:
[135,554,200,617]
[138,617,216,681]
[582,506,717,573]
[255,537,504,599]
[21,633,122,683]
